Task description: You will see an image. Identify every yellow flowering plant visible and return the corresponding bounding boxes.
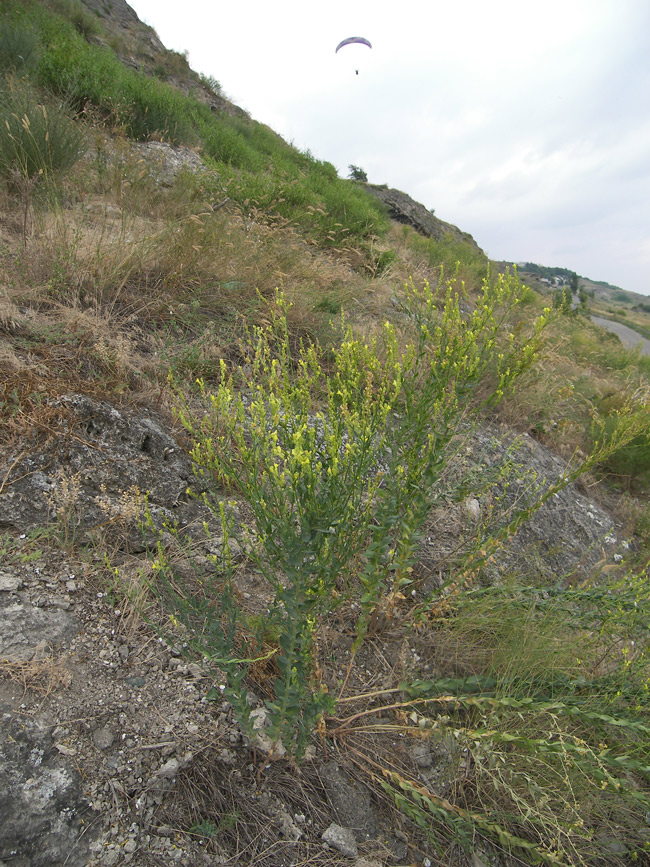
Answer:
[172,272,548,757]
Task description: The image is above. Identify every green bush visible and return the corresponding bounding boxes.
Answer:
[200,121,266,172]
[199,73,222,96]
[0,79,86,183]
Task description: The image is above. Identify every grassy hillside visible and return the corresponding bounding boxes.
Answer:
[2,2,650,865]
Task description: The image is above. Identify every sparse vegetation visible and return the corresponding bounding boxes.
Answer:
[1,1,649,864]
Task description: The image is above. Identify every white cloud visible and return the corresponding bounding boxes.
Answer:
[130,0,650,294]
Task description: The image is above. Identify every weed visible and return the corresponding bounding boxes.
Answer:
[45,467,83,548]
[163,272,549,757]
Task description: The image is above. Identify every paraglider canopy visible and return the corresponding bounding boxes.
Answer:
[335,36,372,53]
[335,37,372,75]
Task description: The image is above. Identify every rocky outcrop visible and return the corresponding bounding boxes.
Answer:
[417,422,624,588]
[0,394,214,549]
[130,141,206,186]
[81,0,248,117]
[82,0,167,64]
[363,183,485,254]
[0,714,96,867]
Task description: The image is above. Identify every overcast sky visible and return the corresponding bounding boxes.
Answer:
[129,0,650,295]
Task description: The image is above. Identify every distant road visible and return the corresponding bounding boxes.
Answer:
[591,315,650,357]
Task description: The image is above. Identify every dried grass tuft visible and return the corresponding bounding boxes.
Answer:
[0,653,73,696]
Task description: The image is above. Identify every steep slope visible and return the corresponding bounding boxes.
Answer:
[1,3,650,866]
[79,0,248,116]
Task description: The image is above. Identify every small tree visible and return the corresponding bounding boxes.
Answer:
[348,164,367,182]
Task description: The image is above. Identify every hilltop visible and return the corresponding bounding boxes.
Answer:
[1,3,650,867]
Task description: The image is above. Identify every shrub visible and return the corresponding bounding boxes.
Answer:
[0,79,86,184]
[199,73,222,96]
[161,272,549,757]
[348,164,368,181]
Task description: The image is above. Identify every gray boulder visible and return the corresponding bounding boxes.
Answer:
[0,715,96,867]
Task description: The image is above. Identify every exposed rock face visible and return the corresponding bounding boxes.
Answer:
[488,430,620,580]
[81,0,248,117]
[0,589,78,662]
[363,183,485,254]
[131,140,206,186]
[82,0,144,31]
[419,423,622,585]
[0,394,212,549]
[0,715,96,867]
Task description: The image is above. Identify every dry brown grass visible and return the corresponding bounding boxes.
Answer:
[0,133,418,436]
[0,653,73,697]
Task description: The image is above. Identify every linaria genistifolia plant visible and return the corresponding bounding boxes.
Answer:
[162,271,550,757]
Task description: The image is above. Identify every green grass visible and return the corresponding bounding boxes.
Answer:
[404,223,489,283]
[0,77,87,184]
[2,0,389,256]
[0,17,40,73]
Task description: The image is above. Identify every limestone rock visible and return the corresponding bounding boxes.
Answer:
[322,823,358,858]
[0,592,77,662]
[363,183,485,254]
[0,715,96,866]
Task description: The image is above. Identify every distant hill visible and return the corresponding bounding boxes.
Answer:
[495,261,649,310]
[578,277,650,311]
